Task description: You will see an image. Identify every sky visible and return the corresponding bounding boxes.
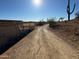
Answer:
[0,0,79,21]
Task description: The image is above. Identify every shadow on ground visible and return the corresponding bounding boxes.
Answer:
[0,29,33,55]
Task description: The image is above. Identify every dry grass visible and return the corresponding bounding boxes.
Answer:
[50,18,79,50]
[23,22,35,29]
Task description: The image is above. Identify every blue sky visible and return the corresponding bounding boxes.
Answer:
[0,0,79,21]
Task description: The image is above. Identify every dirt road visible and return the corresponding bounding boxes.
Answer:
[1,25,79,59]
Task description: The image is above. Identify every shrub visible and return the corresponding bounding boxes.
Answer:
[47,18,57,28]
[36,21,44,26]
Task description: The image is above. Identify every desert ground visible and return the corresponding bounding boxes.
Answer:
[0,25,79,59]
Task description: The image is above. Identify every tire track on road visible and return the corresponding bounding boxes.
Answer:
[43,27,79,59]
[2,26,79,59]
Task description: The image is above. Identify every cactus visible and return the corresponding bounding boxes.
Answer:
[67,0,76,21]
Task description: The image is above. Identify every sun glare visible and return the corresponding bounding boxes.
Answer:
[32,0,42,7]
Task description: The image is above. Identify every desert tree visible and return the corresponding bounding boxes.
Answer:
[47,18,57,28]
[59,17,64,22]
[36,19,45,26]
[67,0,76,21]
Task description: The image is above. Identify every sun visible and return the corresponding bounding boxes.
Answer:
[32,0,42,7]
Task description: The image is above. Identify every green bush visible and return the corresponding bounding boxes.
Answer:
[47,18,57,28]
[36,21,45,26]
